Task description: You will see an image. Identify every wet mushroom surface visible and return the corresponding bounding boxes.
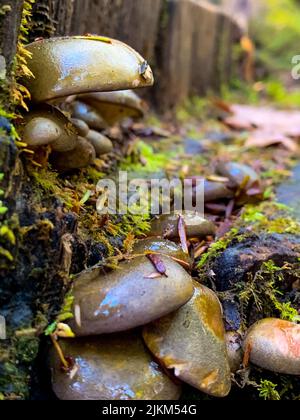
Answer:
[68,255,194,336]
[49,332,181,400]
[143,281,232,398]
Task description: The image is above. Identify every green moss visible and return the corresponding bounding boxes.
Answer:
[258,380,281,401]
[121,141,172,173]
[197,228,242,269]
[0,362,28,398]
[241,201,300,234]
[57,292,74,322]
[15,336,39,364]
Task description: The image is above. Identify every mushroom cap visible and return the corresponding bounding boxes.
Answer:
[21,104,77,152]
[24,36,154,103]
[71,101,108,131]
[23,117,62,147]
[51,136,96,172]
[71,118,90,137]
[86,130,113,156]
[79,90,147,125]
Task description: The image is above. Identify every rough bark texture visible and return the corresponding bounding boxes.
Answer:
[0,0,23,77]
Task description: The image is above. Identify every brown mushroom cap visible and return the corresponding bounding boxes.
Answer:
[243,318,300,375]
[86,130,113,156]
[79,90,147,125]
[143,282,231,398]
[23,36,154,103]
[22,117,62,148]
[71,118,90,137]
[49,332,181,400]
[149,211,216,239]
[51,136,96,171]
[21,104,77,152]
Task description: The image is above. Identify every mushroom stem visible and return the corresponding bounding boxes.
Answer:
[50,334,70,370]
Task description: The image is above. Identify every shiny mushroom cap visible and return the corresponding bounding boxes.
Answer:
[79,90,147,125]
[23,36,154,103]
[86,130,113,156]
[21,104,77,152]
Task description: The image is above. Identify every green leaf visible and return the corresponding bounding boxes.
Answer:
[44,322,57,336]
[79,190,92,205]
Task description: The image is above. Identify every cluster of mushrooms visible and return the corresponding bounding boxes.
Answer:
[20,36,300,400]
[20,36,153,171]
[49,218,300,400]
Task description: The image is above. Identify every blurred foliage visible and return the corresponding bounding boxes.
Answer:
[251,0,300,73]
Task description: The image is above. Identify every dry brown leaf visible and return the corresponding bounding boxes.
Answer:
[144,272,163,279]
[178,215,189,255]
[211,98,233,114]
[245,131,298,152]
[147,253,168,277]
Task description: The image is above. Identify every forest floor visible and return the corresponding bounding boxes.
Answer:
[2,92,300,401]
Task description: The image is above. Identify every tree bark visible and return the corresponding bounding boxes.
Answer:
[0,0,23,77]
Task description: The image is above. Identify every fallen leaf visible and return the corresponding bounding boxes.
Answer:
[178,215,189,254]
[225,199,235,219]
[222,104,300,150]
[205,203,227,214]
[194,245,208,259]
[216,220,234,238]
[223,116,255,131]
[245,131,298,152]
[206,175,229,183]
[144,272,163,279]
[211,98,233,114]
[169,256,191,270]
[147,253,168,276]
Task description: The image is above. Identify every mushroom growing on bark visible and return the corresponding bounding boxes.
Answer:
[86,130,113,156]
[21,104,77,152]
[51,137,96,172]
[23,36,154,103]
[79,90,147,125]
[20,35,154,170]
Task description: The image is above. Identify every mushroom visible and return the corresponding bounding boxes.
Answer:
[51,137,96,171]
[23,36,154,103]
[149,211,216,239]
[70,118,89,137]
[79,90,147,125]
[86,130,113,156]
[216,162,259,189]
[21,105,77,152]
[70,101,108,131]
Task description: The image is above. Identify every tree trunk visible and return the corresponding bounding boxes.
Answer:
[0,0,23,78]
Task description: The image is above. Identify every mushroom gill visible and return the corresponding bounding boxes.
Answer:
[79,90,147,125]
